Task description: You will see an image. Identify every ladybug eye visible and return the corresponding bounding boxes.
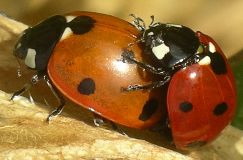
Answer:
[13,30,30,59]
[14,41,27,59]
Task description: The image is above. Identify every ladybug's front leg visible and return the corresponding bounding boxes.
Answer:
[44,75,65,122]
[121,50,171,91]
[121,50,167,75]
[11,71,45,100]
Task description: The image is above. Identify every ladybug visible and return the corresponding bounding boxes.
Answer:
[11,11,166,129]
[121,15,237,149]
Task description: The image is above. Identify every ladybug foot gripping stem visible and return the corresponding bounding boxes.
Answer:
[93,113,127,135]
[11,72,66,122]
[11,72,44,100]
[110,121,127,136]
[46,103,65,122]
[44,75,65,122]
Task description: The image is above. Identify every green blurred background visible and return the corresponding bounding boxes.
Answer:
[230,51,243,129]
[0,0,242,129]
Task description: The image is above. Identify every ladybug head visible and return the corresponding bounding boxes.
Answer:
[130,15,201,68]
[143,23,165,48]
[13,15,67,71]
[14,28,38,69]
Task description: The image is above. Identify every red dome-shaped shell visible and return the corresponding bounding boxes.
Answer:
[167,31,237,149]
[48,11,166,129]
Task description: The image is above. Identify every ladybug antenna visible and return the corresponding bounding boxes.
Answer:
[149,15,155,27]
[149,15,161,28]
[129,14,146,31]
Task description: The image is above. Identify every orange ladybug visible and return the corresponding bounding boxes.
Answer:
[12,11,166,129]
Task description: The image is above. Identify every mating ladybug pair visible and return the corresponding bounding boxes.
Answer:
[11,11,236,149]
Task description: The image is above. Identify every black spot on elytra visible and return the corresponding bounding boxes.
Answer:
[213,102,228,116]
[67,16,96,35]
[179,101,193,112]
[139,99,159,121]
[209,52,227,75]
[78,78,96,95]
[186,141,207,148]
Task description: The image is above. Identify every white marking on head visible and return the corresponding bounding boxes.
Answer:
[147,32,154,36]
[198,56,211,65]
[209,42,216,53]
[166,24,182,28]
[152,43,170,60]
[60,27,73,41]
[25,48,36,68]
[65,15,76,23]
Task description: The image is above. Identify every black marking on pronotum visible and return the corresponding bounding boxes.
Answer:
[179,101,193,112]
[209,52,227,75]
[213,102,228,116]
[78,78,96,95]
[67,16,96,34]
[139,99,159,121]
[14,15,96,71]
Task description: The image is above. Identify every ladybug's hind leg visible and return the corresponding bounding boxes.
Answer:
[110,121,127,136]
[44,75,65,122]
[93,113,127,136]
[11,71,45,100]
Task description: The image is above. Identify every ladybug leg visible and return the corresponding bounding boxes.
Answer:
[11,72,44,100]
[121,50,167,75]
[110,121,127,136]
[129,14,146,31]
[121,50,170,91]
[44,75,65,122]
[46,102,65,122]
[92,113,126,135]
[93,113,105,127]
[121,76,171,92]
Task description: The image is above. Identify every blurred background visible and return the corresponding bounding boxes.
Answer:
[0,0,242,130]
[1,0,243,57]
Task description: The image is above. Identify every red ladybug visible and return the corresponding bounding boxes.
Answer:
[122,16,237,149]
[11,11,166,129]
